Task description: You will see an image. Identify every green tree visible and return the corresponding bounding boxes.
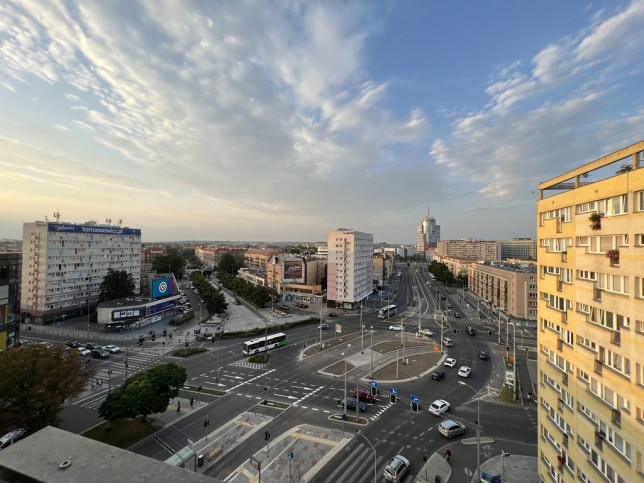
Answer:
[98,363,187,422]
[0,345,96,435]
[218,252,243,275]
[152,247,185,279]
[99,269,136,302]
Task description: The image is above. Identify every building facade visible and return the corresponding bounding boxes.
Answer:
[21,221,141,324]
[327,228,373,309]
[0,252,21,350]
[416,211,441,254]
[500,238,537,261]
[536,141,644,482]
[437,239,500,261]
[141,246,166,273]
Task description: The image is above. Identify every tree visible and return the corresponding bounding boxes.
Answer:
[0,345,96,435]
[99,363,187,422]
[152,247,185,279]
[218,252,243,275]
[99,269,136,302]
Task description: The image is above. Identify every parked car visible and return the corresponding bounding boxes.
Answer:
[389,324,403,331]
[0,427,26,450]
[65,341,81,348]
[103,345,121,353]
[383,454,410,482]
[431,370,445,381]
[318,323,329,330]
[343,397,366,412]
[438,419,467,439]
[352,387,377,403]
[479,350,489,360]
[91,349,110,359]
[458,366,472,378]
[428,399,450,416]
[444,358,457,368]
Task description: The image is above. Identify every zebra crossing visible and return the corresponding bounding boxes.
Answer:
[93,350,161,380]
[321,441,388,483]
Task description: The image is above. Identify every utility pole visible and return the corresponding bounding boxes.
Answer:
[360,304,364,353]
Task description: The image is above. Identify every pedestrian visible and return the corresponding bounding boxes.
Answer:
[190,397,194,408]
[176,401,181,413]
[444,447,451,462]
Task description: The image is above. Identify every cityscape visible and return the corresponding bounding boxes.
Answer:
[1,1,644,482]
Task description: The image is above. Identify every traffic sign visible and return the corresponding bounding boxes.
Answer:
[371,380,378,388]
[411,395,419,403]
[250,456,260,470]
[287,452,294,461]
[390,387,397,395]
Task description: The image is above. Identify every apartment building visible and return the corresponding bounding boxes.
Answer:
[436,239,500,261]
[500,238,537,261]
[327,228,373,309]
[21,220,141,324]
[536,141,644,482]
[141,246,166,273]
[0,252,21,350]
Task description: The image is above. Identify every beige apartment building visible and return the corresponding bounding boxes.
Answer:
[536,141,644,482]
[436,239,499,261]
[500,238,537,261]
[468,262,538,323]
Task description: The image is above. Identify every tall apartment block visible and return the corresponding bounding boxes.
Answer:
[537,141,644,482]
[21,220,141,324]
[327,228,373,309]
[436,239,500,261]
[500,238,537,261]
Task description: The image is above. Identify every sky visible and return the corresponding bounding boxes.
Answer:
[1,1,643,244]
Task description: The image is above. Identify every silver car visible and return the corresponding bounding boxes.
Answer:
[438,419,467,439]
[383,454,410,482]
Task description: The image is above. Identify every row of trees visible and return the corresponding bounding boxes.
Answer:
[99,363,187,422]
[217,272,272,308]
[0,345,96,436]
[427,260,469,287]
[190,272,228,315]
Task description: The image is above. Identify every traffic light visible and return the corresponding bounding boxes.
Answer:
[453,329,457,333]
[264,430,270,441]
[204,418,210,428]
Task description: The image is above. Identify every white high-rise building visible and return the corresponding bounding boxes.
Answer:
[416,210,441,254]
[327,228,373,309]
[21,220,141,324]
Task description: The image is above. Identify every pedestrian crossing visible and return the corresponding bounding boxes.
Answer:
[93,350,161,380]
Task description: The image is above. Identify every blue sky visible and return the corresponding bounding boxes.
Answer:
[1,1,643,244]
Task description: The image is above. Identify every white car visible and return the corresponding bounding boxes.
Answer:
[77,347,91,356]
[444,357,457,368]
[389,324,403,331]
[418,328,433,337]
[429,399,450,416]
[458,366,472,378]
[103,345,121,354]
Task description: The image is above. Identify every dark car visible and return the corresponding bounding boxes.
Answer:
[318,323,329,330]
[441,296,446,300]
[454,312,461,318]
[65,341,81,348]
[85,343,102,350]
[91,349,110,359]
[352,387,377,403]
[431,370,445,381]
[479,350,489,360]
[328,312,337,317]
[343,397,366,412]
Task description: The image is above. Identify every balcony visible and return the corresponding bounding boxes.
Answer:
[610,331,621,346]
[593,288,602,301]
[594,359,603,375]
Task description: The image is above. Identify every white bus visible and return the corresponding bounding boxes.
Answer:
[242,332,287,355]
[429,273,436,281]
[378,304,397,319]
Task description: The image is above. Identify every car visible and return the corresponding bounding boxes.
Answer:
[85,343,102,351]
[318,323,329,330]
[76,347,91,356]
[280,305,289,310]
[428,399,450,416]
[343,397,366,412]
[454,312,461,318]
[441,296,446,300]
[479,350,489,360]
[389,324,403,331]
[438,419,467,439]
[431,370,445,381]
[442,337,453,346]
[103,345,121,353]
[447,304,452,309]
[383,454,410,482]
[65,341,81,348]
[352,387,377,403]
[444,358,457,368]
[466,326,476,335]
[328,312,337,317]
[91,349,110,359]
[0,428,26,450]
[418,328,433,337]
[36,341,54,349]
[458,366,472,378]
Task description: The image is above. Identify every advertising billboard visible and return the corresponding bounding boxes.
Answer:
[152,277,173,299]
[111,308,143,321]
[283,260,303,281]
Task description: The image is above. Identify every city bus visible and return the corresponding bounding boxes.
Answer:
[378,304,397,319]
[242,332,287,355]
[429,273,436,281]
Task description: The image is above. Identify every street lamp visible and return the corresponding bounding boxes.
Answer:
[369,326,373,378]
[343,344,352,419]
[356,430,377,483]
[458,380,480,483]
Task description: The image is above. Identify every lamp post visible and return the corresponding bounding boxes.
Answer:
[356,430,377,483]
[360,304,364,354]
[87,295,90,332]
[369,326,373,378]
[458,381,480,482]
[343,344,351,419]
[319,303,323,349]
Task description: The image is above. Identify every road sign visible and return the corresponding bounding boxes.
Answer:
[390,387,397,395]
[371,380,378,388]
[336,324,342,334]
[411,395,419,403]
[287,452,294,461]
[250,456,260,470]
[187,438,194,446]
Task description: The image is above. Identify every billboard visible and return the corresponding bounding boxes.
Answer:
[152,277,173,299]
[111,308,144,322]
[48,222,141,236]
[283,260,303,281]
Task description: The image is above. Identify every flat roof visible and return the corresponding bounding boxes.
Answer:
[0,426,216,483]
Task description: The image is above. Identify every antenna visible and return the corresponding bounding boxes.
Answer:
[45,216,49,223]
[106,218,112,225]
[53,211,61,222]
[118,218,122,227]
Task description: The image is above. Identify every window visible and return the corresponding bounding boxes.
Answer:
[635,190,644,211]
[577,201,597,214]
[598,274,629,295]
[599,194,628,217]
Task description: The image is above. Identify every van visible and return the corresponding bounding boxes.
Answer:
[442,337,453,346]
[466,326,476,335]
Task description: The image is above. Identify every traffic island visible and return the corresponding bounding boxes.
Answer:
[329,414,368,425]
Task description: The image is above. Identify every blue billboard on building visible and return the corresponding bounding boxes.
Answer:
[152,277,173,299]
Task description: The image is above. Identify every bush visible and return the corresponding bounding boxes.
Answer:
[248,353,270,363]
[169,313,194,326]
[171,347,206,357]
